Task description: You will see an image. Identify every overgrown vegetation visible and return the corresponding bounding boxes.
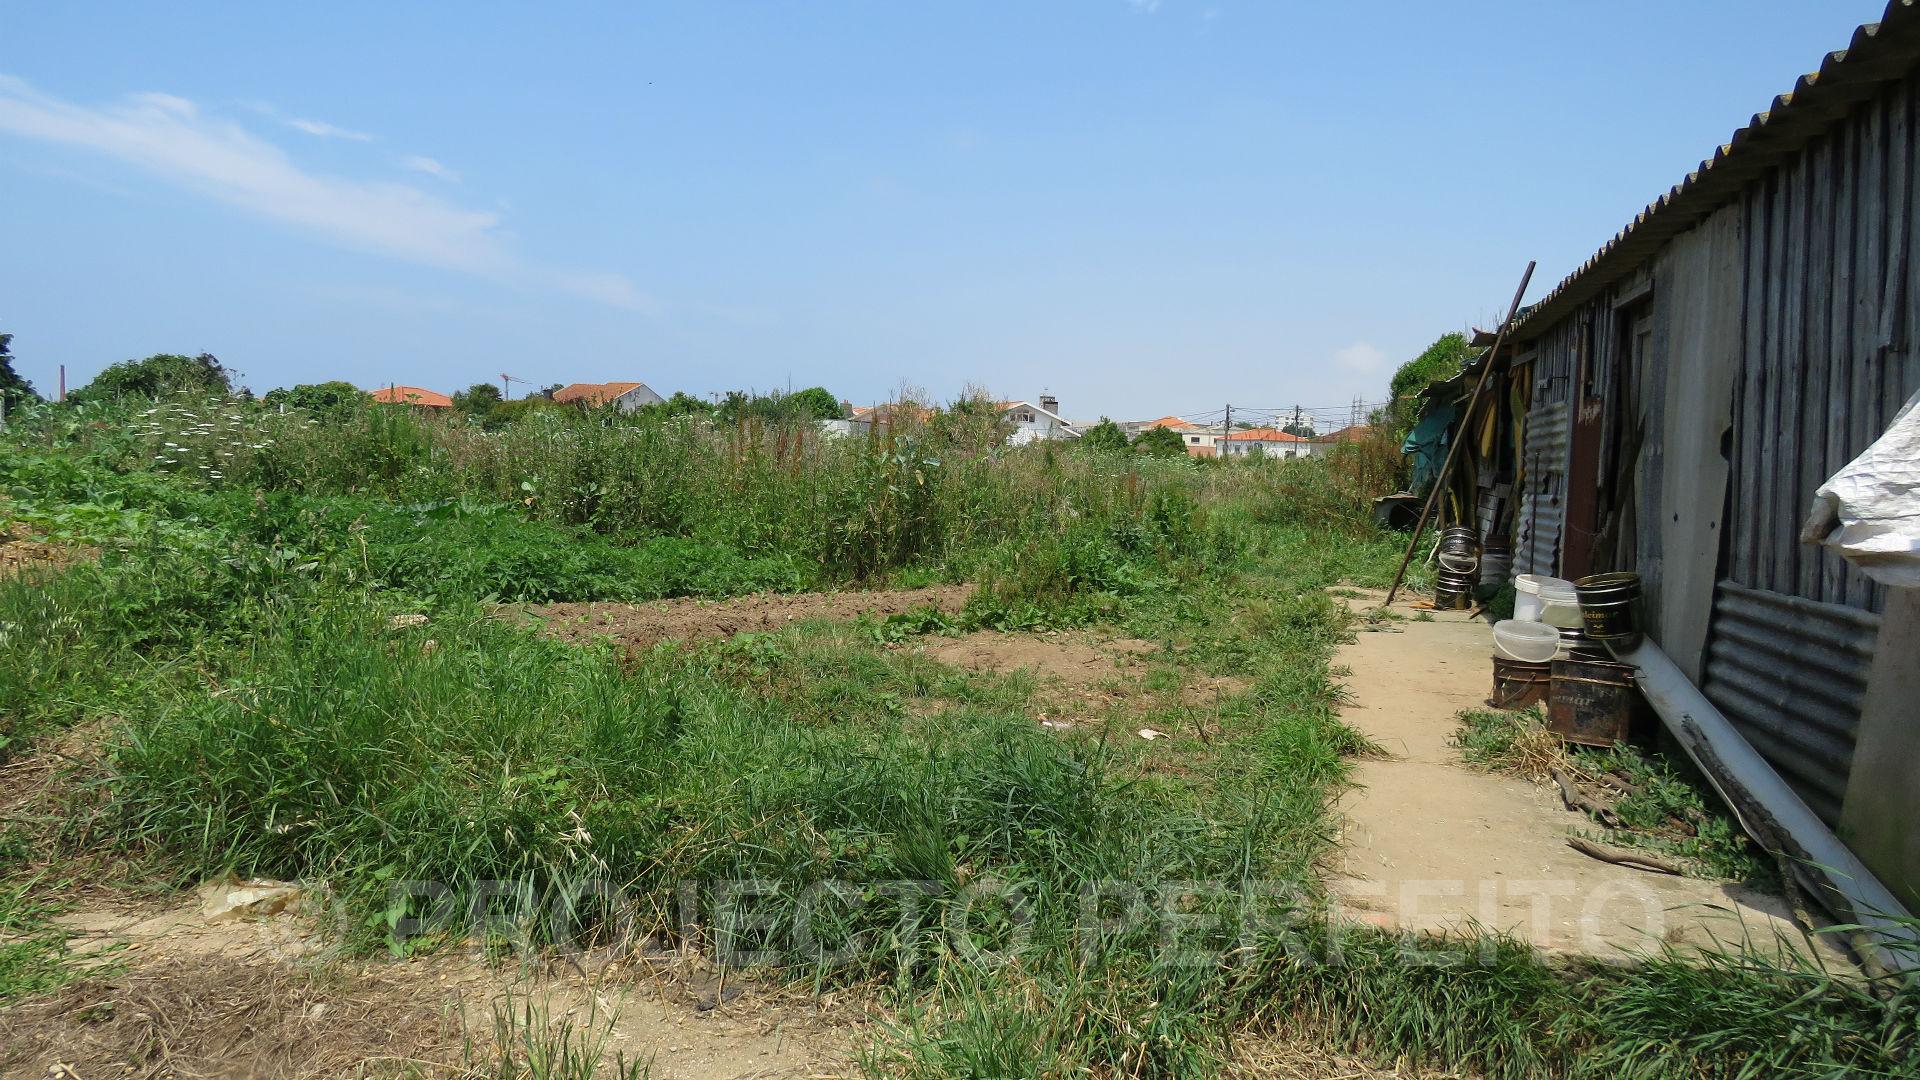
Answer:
[2,389,1914,1078]
[1384,331,1476,439]
[1454,708,1772,884]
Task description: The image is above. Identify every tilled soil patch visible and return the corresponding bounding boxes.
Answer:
[0,521,92,578]
[512,584,972,650]
[914,630,1156,689]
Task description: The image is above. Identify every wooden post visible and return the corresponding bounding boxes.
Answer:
[1382,261,1537,608]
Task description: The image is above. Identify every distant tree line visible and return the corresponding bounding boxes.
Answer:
[1,335,858,433]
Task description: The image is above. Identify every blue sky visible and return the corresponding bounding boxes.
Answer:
[0,1,1890,422]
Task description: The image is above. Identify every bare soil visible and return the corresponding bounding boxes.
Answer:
[513,585,973,651]
[915,629,1156,688]
[3,893,852,1080]
[0,521,90,578]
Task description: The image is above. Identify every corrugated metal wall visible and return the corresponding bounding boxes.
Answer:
[1724,68,1920,617]
[1513,321,1577,577]
[1641,203,1745,683]
[1704,582,1881,825]
[1506,69,1920,824]
[1695,71,1920,821]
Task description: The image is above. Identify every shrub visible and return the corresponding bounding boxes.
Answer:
[67,353,232,405]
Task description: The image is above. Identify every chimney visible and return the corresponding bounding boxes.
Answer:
[1039,391,1059,416]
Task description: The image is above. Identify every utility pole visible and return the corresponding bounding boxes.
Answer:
[58,364,66,403]
[1222,403,1231,458]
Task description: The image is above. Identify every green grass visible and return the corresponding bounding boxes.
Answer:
[0,875,78,1004]
[5,396,1918,1078]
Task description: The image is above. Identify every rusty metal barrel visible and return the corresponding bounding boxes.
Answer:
[1488,656,1551,709]
[1547,658,1638,747]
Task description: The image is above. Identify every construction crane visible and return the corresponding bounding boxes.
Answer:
[500,373,533,400]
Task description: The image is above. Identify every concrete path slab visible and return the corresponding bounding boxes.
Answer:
[1326,588,1832,963]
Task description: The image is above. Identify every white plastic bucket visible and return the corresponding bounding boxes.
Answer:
[1492,619,1560,663]
[1514,574,1576,624]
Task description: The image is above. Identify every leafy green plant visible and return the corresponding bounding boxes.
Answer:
[66,352,231,405]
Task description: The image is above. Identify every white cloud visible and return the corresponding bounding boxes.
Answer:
[1333,341,1388,373]
[287,116,374,141]
[401,154,459,182]
[0,75,653,312]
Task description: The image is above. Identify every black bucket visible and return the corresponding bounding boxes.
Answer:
[1575,572,1641,642]
[1489,656,1551,709]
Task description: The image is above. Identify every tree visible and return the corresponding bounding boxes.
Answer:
[713,388,840,424]
[452,382,503,415]
[69,352,231,404]
[1131,425,1188,458]
[262,381,368,421]
[0,333,40,412]
[1386,332,1476,436]
[1077,418,1130,453]
[784,386,843,421]
[640,391,715,419]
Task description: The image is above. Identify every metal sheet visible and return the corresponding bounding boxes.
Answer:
[1702,581,1881,826]
[1616,637,1917,971]
[1643,203,1745,683]
[1515,397,1569,576]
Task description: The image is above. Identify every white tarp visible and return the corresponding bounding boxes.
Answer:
[1801,385,1920,587]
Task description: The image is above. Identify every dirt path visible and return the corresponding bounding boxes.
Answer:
[4,893,851,1080]
[1327,588,1826,961]
[512,585,972,650]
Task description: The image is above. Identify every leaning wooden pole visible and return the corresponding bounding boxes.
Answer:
[1381,260,1536,609]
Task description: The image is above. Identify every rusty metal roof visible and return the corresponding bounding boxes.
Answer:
[1512,0,1920,338]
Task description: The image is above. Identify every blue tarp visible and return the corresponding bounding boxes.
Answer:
[1402,400,1458,496]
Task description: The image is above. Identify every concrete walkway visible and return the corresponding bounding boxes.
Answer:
[1327,588,1828,962]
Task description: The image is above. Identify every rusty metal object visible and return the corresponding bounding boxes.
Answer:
[1547,658,1638,747]
[1489,656,1551,709]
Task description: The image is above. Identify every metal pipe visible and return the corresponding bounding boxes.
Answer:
[1614,637,1918,972]
[1383,260,1535,607]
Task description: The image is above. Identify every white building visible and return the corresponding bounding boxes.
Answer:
[999,394,1080,445]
